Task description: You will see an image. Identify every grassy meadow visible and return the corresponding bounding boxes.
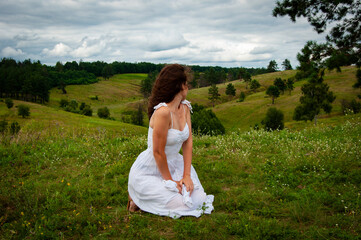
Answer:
[39,66,360,133]
[48,73,147,121]
[0,112,360,239]
[205,66,357,132]
[1,67,361,239]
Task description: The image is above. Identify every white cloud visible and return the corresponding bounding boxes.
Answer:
[1,46,24,57]
[71,39,104,58]
[0,0,327,67]
[42,43,72,57]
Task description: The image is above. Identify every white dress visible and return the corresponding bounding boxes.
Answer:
[128,100,214,219]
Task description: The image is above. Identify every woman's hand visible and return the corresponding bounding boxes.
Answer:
[180,175,194,196]
[174,181,182,194]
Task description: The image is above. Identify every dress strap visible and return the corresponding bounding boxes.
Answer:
[153,102,168,110]
[181,100,193,113]
[170,112,173,128]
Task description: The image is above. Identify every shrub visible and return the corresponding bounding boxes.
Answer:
[250,79,261,91]
[59,99,69,108]
[64,99,79,113]
[191,103,225,136]
[0,119,8,133]
[97,107,110,119]
[238,92,246,102]
[79,102,86,111]
[9,121,20,134]
[262,107,284,131]
[81,105,93,116]
[341,99,361,115]
[131,105,144,126]
[69,99,78,109]
[5,98,13,109]
[18,104,30,118]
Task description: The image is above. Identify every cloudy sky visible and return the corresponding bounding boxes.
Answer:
[0,0,327,68]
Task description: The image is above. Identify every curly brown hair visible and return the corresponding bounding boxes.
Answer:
[147,64,191,119]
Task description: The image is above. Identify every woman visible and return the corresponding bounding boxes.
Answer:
[127,64,214,219]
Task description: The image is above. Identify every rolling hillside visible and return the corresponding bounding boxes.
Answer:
[188,66,359,132]
[1,67,359,135]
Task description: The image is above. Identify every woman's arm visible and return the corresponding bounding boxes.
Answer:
[180,105,194,194]
[152,107,173,181]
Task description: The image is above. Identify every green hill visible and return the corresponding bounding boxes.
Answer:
[187,66,359,132]
[48,73,147,121]
[1,67,360,239]
[1,67,359,135]
[0,99,147,136]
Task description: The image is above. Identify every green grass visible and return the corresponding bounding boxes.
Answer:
[0,99,147,136]
[0,113,360,239]
[1,67,361,238]
[48,73,147,120]
[205,66,359,132]
[32,67,361,133]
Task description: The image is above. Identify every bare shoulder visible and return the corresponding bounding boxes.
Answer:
[153,106,170,118]
[151,106,170,128]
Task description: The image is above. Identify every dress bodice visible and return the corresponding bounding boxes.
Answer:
[147,100,191,156]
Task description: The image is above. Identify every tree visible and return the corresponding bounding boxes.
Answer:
[267,60,278,72]
[5,98,13,109]
[141,71,157,98]
[266,85,280,104]
[293,71,336,125]
[55,61,64,72]
[208,84,220,107]
[294,41,328,81]
[205,68,218,85]
[190,71,200,88]
[273,0,361,85]
[102,65,113,80]
[18,104,30,118]
[225,83,236,98]
[250,79,261,92]
[97,107,110,119]
[274,78,286,94]
[286,78,295,95]
[262,107,284,131]
[131,104,144,126]
[282,59,293,70]
[239,68,252,89]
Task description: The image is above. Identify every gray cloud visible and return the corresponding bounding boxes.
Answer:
[0,0,327,67]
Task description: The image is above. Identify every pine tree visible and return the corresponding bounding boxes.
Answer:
[250,79,261,92]
[225,83,236,98]
[208,84,220,107]
[293,71,336,125]
[274,78,286,94]
[282,59,293,70]
[267,60,278,72]
[286,78,295,95]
